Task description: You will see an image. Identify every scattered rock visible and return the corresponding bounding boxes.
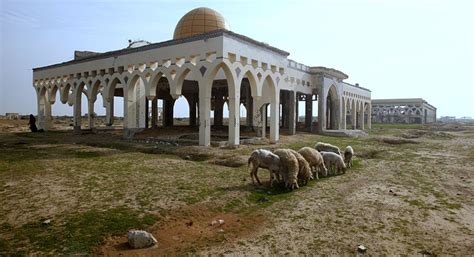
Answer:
[357,245,367,253]
[211,220,218,226]
[210,219,225,226]
[218,219,225,225]
[218,229,224,233]
[257,197,269,203]
[127,230,157,249]
[42,219,51,225]
[185,155,191,160]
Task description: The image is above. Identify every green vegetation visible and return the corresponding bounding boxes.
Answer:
[4,208,157,255]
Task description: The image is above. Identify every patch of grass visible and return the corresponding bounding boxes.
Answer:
[247,186,294,208]
[372,123,423,129]
[9,207,158,255]
[74,151,101,159]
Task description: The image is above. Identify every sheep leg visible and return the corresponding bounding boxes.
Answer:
[249,162,256,185]
[254,166,262,185]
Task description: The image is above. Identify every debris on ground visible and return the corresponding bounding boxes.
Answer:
[357,245,367,253]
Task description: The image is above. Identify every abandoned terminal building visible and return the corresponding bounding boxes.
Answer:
[32,7,372,146]
[371,98,437,124]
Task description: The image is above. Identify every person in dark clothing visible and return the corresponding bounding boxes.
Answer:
[28,114,38,132]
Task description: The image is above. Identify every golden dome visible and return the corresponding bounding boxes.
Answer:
[173,7,230,40]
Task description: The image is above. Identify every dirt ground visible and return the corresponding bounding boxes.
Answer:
[0,118,473,256]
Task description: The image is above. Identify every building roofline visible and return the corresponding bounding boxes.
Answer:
[372,98,436,110]
[33,29,290,72]
[342,82,372,92]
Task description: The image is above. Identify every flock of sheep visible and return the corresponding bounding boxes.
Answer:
[248,142,354,190]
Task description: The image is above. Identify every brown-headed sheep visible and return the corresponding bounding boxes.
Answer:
[273,149,299,190]
[344,146,354,168]
[315,142,342,156]
[298,146,328,179]
[321,151,346,175]
[248,149,280,186]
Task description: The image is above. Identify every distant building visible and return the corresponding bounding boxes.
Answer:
[5,113,20,120]
[371,98,436,124]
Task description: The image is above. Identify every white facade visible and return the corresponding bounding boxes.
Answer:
[33,27,372,146]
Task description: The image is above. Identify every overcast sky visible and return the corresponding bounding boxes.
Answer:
[1,0,473,118]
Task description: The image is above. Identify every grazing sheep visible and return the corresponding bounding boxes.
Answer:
[344,146,354,168]
[321,151,346,175]
[314,142,342,156]
[298,147,328,179]
[273,149,299,190]
[248,149,280,186]
[288,149,313,185]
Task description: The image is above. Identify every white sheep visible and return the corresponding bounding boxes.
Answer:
[298,146,328,179]
[248,149,281,186]
[288,149,313,185]
[344,146,354,168]
[321,151,346,175]
[315,142,342,156]
[273,149,299,190]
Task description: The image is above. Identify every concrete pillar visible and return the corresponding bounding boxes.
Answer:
[36,92,45,129]
[198,89,211,146]
[253,100,263,137]
[261,105,266,138]
[288,91,296,135]
[367,103,372,129]
[145,99,149,129]
[163,99,175,127]
[317,92,325,133]
[214,91,224,126]
[73,94,82,132]
[269,94,280,143]
[245,85,253,128]
[105,98,114,126]
[43,94,52,131]
[342,101,347,130]
[87,99,95,129]
[189,96,197,127]
[151,98,158,128]
[228,95,240,146]
[359,104,364,130]
[305,94,312,130]
[351,104,357,130]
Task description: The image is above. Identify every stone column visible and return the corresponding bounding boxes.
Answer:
[245,85,253,128]
[305,94,312,130]
[105,98,114,126]
[351,104,357,130]
[228,94,240,146]
[73,94,82,132]
[214,91,224,126]
[261,105,266,138]
[87,99,95,129]
[145,99,149,129]
[198,88,211,146]
[342,100,347,130]
[252,100,263,137]
[151,98,158,128]
[359,104,365,130]
[288,91,296,135]
[269,93,280,143]
[317,91,326,133]
[43,95,52,131]
[163,99,175,127]
[189,96,197,127]
[367,103,372,129]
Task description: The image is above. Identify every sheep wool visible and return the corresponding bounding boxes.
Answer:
[298,146,328,179]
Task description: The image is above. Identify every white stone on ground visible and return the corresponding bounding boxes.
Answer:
[127,230,157,249]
